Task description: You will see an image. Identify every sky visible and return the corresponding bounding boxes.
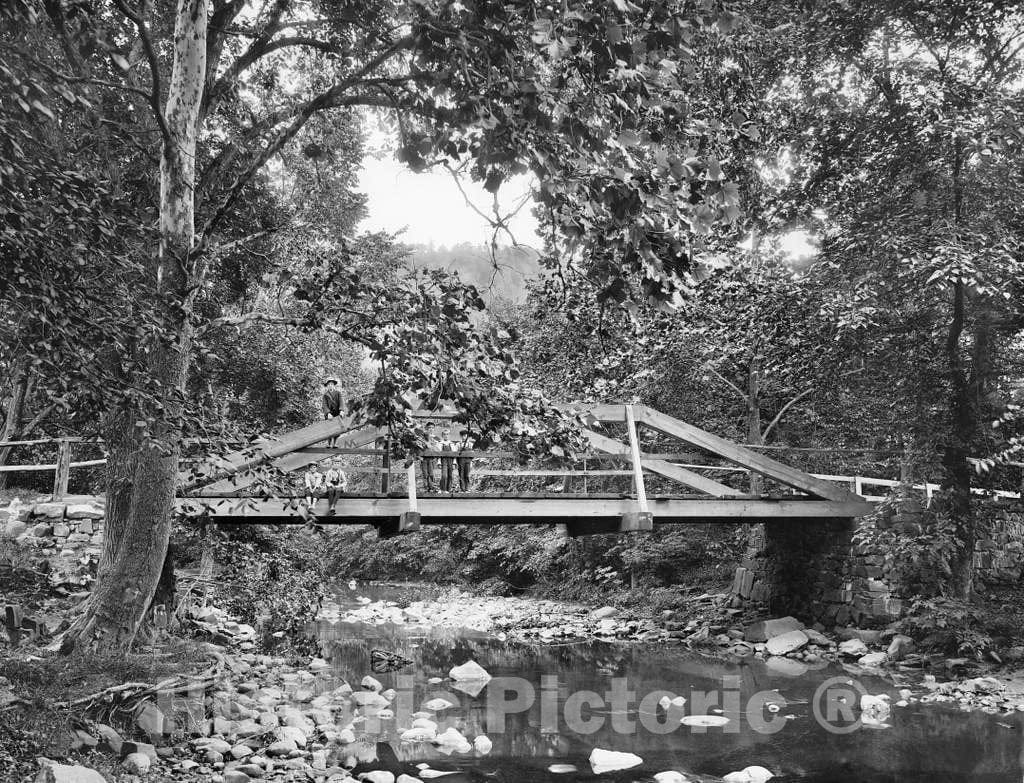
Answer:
[357,154,541,247]
[355,144,819,260]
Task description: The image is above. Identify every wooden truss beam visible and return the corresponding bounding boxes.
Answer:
[636,406,857,503]
[175,494,872,524]
[583,429,744,498]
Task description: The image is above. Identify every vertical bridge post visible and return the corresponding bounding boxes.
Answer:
[622,405,653,532]
[395,460,421,536]
[52,438,71,500]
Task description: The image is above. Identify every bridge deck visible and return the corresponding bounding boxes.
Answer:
[175,492,872,527]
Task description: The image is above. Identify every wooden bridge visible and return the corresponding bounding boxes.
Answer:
[175,403,873,536]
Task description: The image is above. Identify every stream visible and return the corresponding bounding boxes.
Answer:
[306,583,1024,782]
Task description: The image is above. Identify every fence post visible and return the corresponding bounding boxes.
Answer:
[379,437,391,494]
[52,438,71,500]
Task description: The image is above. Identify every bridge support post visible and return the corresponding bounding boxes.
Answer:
[377,511,421,539]
[619,511,653,532]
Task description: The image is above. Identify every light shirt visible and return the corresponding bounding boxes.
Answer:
[304,470,325,490]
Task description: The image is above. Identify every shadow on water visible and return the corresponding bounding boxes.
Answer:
[305,583,1024,782]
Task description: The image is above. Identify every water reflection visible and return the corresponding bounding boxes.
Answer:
[305,585,1024,782]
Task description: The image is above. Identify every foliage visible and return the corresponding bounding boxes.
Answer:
[327,522,743,604]
[898,596,993,657]
[209,525,330,648]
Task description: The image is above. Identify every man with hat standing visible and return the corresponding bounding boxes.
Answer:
[322,377,342,448]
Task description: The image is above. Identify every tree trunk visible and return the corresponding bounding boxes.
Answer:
[0,360,28,490]
[943,140,977,599]
[746,354,763,495]
[68,0,208,651]
[944,280,975,598]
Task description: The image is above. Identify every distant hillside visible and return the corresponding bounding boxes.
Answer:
[404,243,542,303]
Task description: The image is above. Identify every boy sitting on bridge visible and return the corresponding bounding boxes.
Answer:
[303,464,325,512]
[325,459,347,514]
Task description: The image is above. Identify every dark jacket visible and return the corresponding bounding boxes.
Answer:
[322,388,342,417]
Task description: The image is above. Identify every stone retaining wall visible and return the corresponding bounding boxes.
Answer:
[1,496,106,591]
[734,495,1024,629]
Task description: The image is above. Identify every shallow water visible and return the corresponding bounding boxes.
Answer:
[308,584,1024,782]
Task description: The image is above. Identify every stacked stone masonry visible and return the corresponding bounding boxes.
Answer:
[1,497,106,589]
[733,495,1024,629]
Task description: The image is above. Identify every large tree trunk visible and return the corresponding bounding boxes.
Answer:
[69,0,208,651]
[944,281,975,599]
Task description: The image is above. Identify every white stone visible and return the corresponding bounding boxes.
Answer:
[34,762,109,783]
[266,738,298,756]
[421,697,456,711]
[448,660,491,682]
[194,737,232,755]
[654,773,690,783]
[723,766,774,783]
[401,727,436,742]
[473,735,492,754]
[838,638,869,657]
[397,775,424,783]
[433,727,471,753]
[589,748,643,773]
[764,630,808,656]
[361,675,383,692]
[358,772,395,783]
[122,752,152,774]
[858,652,887,667]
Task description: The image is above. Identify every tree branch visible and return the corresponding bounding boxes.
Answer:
[109,0,173,146]
[706,366,747,402]
[760,388,813,442]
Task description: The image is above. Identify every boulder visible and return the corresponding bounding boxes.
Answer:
[836,627,883,644]
[223,772,252,783]
[591,606,618,620]
[3,520,27,539]
[858,652,887,667]
[838,638,869,657]
[95,724,123,756]
[361,675,383,692]
[194,738,232,755]
[275,726,308,748]
[764,630,808,656]
[34,761,108,783]
[887,634,915,661]
[351,691,389,709]
[743,616,804,643]
[265,739,298,756]
[122,753,151,774]
[135,700,171,737]
[121,741,158,762]
[32,523,53,538]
